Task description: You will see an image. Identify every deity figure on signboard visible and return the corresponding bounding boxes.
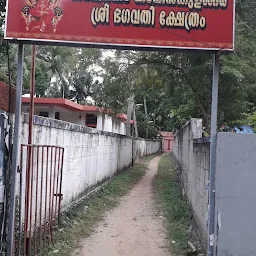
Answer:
[21,0,63,33]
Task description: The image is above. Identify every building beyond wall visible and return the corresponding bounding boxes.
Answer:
[160,131,174,152]
[22,97,127,135]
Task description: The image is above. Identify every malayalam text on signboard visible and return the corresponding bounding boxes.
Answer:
[4,0,235,51]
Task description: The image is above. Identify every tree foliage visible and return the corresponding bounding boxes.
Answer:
[93,3,256,136]
[1,3,256,138]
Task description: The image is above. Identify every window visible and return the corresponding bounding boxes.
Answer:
[55,112,60,120]
[39,111,49,117]
[86,114,97,128]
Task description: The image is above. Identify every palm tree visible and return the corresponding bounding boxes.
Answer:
[0,44,50,95]
[0,44,102,99]
[36,45,77,97]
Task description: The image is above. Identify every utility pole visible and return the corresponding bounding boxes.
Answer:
[208,53,220,256]
[7,43,24,256]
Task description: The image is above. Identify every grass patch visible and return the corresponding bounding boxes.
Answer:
[41,163,146,256]
[143,153,160,162]
[155,153,192,256]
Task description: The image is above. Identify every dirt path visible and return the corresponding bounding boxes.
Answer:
[73,155,170,256]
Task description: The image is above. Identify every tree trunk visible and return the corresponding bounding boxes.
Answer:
[184,75,210,128]
[126,94,134,136]
[133,105,138,137]
[189,83,210,128]
[143,96,148,139]
[59,73,69,98]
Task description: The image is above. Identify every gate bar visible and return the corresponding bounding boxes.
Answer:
[208,53,220,256]
[34,147,40,255]
[7,43,24,256]
[28,45,36,145]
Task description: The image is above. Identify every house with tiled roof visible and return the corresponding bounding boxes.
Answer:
[22,97,132,135]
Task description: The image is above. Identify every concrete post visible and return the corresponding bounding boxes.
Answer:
[96,114,103,130]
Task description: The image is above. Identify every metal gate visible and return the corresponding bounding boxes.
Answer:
[14,145,64,255]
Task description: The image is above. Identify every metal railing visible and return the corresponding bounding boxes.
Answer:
[14,145,64,255]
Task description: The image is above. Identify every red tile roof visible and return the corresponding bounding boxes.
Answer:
[22,97,129,121]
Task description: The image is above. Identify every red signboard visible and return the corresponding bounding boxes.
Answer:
[4,0,235,51]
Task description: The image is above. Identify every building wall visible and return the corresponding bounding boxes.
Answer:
[20,114,160,212]
[22,104,86,126]
[160,131,174,152]
[120,122,126,135]
[173,119,209,242]
[22,104,126,135]
[59,109,85,126]
[103,115,113,133]
[96,114,103,130]
[133,138,161,160]
[112,118,120,134]
[216,133,256,256]
[164,119,256,255]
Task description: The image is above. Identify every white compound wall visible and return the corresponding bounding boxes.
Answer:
[20,114,160,210]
